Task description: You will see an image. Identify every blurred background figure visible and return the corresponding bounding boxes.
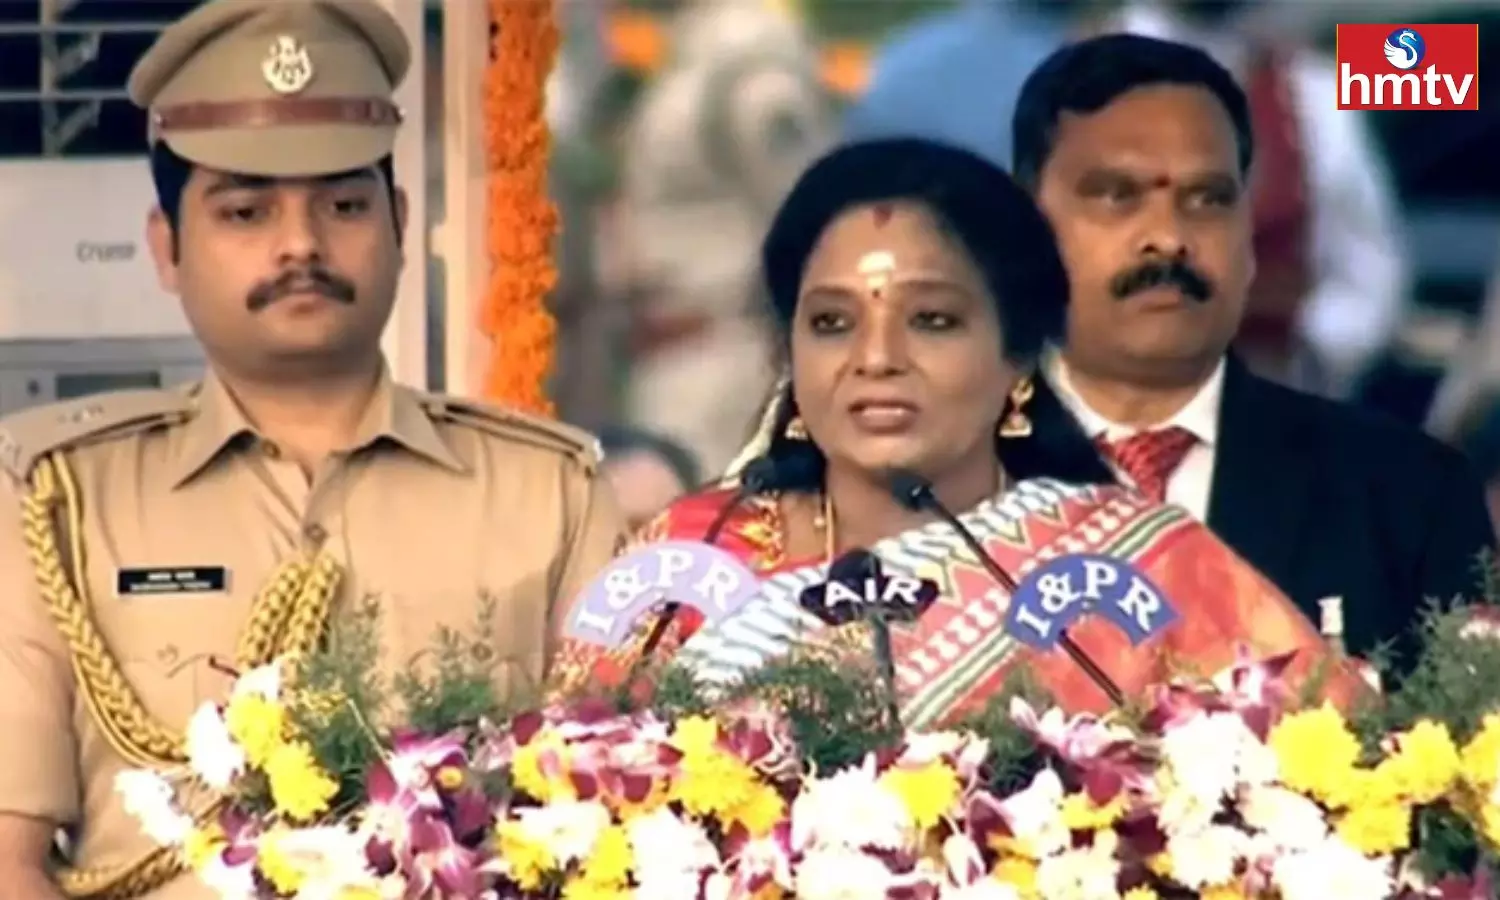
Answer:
[612,0,837,475]
[1428,242,1500,525]
[843,0,1103,166]
[598,424,701,531]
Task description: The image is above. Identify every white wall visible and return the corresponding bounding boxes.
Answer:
[377,0,431,389]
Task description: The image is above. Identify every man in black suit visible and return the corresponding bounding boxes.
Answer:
[1010,33,1495,664]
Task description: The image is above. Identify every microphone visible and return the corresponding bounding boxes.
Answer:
[703,456,782,543]
[635,456,782,664]
[797,549,913,728]
[885,469,1126,707]
[798,549,938,627]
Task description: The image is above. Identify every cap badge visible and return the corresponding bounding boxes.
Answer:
[261,35,314,95]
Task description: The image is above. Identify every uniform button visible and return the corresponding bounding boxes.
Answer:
[303,523,327,545]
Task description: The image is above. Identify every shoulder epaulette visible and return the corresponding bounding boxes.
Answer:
[418,394,603,474]
[0,389,191,480]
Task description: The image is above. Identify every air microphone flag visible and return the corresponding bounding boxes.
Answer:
[565,541,761,649]
[799,549,937,728]
[797,549,939,626]
[1004,554,1179,651]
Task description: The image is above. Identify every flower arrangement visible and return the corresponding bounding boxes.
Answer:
[117,598,1500,899]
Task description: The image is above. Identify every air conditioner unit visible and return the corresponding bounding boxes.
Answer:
[0,158,203,415]
[0,158,191,340]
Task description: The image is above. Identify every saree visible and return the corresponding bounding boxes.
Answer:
[552,478,1370,729]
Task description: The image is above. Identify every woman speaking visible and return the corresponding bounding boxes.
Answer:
[555,139,1365,723]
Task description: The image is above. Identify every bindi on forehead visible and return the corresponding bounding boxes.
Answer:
[1087,168,1177,188]
[871,203,895,227]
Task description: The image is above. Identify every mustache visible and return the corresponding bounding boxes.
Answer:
[247,267,356,312]
[1109,259,1214,303]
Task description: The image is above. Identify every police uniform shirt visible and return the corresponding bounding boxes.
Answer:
[0,369,624,898]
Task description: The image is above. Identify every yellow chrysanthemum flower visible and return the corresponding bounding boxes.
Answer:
[1460,714,1500,793]
[880,763,961,831]
[727,783,786,837]
[1122,888,1159,900]
[671,716,721,755]
[510,731,575,804]
[264,741,338,822]
[1476,802,1500,848]
[992,855,1038,895]
[1320,764,1404,811]
[496,821,557,891]
[1268,704,1362,804]
[224,694,287,769]
[181,825,226,871]
[581,824,632,887]
[1201,884,1249,900]
[1059,792,1127,831]
[1336,801,1411,855]
[256,828,304,895]
[672,749,760,822]
[1383,720,1461,804]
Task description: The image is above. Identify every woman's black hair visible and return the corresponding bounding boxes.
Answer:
[1011,32,1253,192]
[752,137,1113,492]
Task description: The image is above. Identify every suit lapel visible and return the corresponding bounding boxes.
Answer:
[1207,358,1313,590]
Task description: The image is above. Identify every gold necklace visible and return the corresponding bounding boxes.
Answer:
[809,493,838,562]
[822,493,836,562]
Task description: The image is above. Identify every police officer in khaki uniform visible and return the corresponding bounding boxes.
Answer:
[0,2,626,898]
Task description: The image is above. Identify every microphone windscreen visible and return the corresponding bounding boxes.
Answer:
[736,456,781,494]
[828,549,880,583]
[884,468,933,511]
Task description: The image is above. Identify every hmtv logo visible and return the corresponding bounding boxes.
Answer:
[1336,24,1479,110]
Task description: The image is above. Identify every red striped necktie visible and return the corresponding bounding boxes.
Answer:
[1095,427,1198,503]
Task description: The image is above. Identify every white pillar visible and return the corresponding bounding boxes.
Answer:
[375,0,429,388]
[434,0,491,397]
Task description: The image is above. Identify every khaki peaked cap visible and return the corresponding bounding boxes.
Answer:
[128,0,411,177]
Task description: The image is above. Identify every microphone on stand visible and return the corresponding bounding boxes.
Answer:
[798,548,934,729]
[885,469,1126,707]
[635,457,782,664]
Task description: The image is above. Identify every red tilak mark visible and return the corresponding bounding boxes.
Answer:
[872,204,894,226]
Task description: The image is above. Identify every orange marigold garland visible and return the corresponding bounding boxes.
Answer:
[480,0,559,415]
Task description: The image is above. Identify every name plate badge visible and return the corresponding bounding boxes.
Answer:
[117,566,229,597]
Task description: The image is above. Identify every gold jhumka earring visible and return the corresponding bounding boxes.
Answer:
[784,416,809,441]
[997,376,1035,439]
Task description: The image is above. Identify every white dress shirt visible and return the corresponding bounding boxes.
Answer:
[1045,353,1226,522]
